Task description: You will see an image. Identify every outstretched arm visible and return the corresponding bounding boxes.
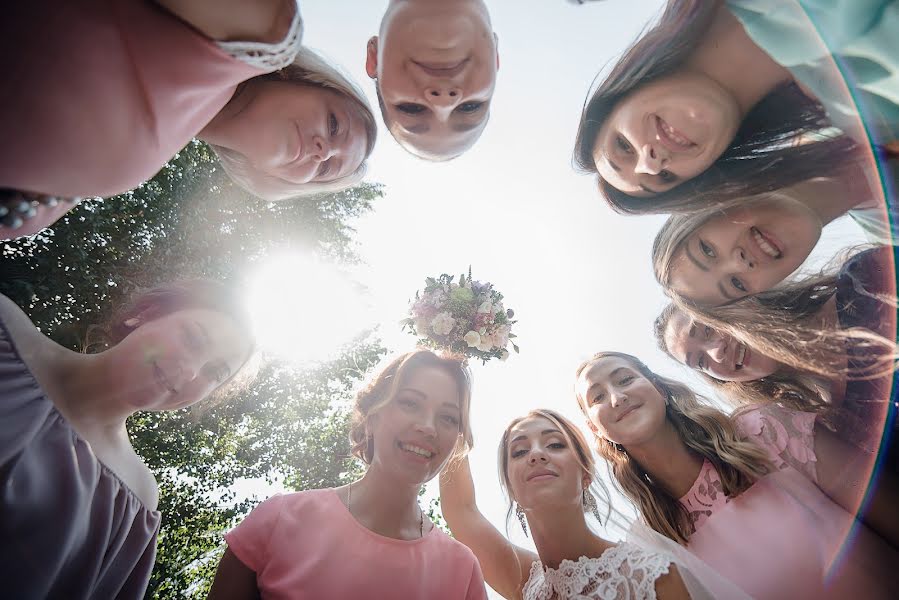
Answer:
[440,456,538,600]
[154,0,296,44]
[206,548,261,600]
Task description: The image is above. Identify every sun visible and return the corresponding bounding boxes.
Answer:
[246,253,372,364]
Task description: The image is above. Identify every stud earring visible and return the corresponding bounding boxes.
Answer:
[583,488,602,524]
[515,503,528,537]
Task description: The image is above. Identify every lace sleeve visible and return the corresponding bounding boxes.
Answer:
[216,1,304,72]
[734,404,818,482]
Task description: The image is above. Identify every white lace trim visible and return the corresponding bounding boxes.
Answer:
[523,543,671,600]
[216,1,304,72]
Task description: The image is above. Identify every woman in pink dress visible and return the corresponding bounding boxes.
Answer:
[206,350,487,600]
[1,0,377,238]
[574,351,899,599]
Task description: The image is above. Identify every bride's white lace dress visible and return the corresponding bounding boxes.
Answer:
[522,542,672,600]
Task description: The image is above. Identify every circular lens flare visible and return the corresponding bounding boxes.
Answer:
[247,253,371,364]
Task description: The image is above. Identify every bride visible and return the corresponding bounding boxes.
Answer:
[440,408,728,599]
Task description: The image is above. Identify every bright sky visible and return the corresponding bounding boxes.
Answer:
[250,1,868,593]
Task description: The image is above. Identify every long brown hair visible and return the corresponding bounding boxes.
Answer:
[574,352,771,544]
[349,349,474,466]
[652,215,899,378]
[653,302,833,414]
[573,0,859,215]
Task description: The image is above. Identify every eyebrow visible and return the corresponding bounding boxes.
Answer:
[510,429,563,443]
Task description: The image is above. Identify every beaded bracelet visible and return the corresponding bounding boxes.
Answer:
[0,188,82,230]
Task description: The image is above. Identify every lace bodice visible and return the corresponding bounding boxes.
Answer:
[522,543,671,600]
[216,0,304,71]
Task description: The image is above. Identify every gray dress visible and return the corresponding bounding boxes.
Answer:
[0,316,161,599]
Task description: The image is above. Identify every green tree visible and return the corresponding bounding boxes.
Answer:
[0,141,389,598]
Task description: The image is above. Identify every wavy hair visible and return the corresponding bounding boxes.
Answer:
[653,213,899,378]
[349,349,474,466]
[211,47,378,201]
[653,303,833,414]
[497,408,611,533]
[573,0,859,215]
[574,352,771,544]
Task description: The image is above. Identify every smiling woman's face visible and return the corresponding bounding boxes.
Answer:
[505,416,587,511]
[593,72,741,197]
[667,198,822,306]
[577,356,668,446]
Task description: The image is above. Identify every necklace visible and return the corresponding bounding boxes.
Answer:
[346,482,425,539]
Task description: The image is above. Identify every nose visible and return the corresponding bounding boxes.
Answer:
[610,391,628,408]
[311,135,334,162]
[527,448,548,464]
[414,414,438,439]
[634,144,666,175]
[729,246,755,271]
[424,84,463,110]
[704,335,728,363]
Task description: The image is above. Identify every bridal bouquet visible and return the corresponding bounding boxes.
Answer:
[402,269,518,364]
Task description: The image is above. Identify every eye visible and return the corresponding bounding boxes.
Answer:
[591,393,605,405]
[619,375,634,385]
[696,355,707,372]
[615,135,634,154]
[328,113,339,136]
[731,277,747,293]
[548,442,566,450]
[457,101,484,114]
[396,103,426,115]
[699,240,716,258]
[511,448,527,458]
[703,325,712,339]
[441,414,460,427]
[659,169,677,184]
[317,159,333,178]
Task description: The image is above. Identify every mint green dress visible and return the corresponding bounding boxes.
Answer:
[726,0,899,243]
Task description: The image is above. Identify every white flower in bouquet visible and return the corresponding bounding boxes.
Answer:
[477,301,493,314]
[500,349,510,361]
[476,333,495,352]
[463,330,481,348]
[431,312,456,336]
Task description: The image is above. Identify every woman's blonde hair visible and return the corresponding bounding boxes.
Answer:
[497,408,611,531]
[574,352,771,544]
[211,47,378,201]
[652,203,899,379]
[349,349,474,466]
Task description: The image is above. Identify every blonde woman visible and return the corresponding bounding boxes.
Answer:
[1,0,377,237]
[207,350,486,599]
[439,408,720,599]
[575,352,899,599]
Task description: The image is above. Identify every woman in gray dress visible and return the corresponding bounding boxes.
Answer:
[0,280,257,599]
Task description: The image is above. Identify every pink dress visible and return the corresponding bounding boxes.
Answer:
[224,488,488,600]
[679,405,899,599]
[1,0,300,234]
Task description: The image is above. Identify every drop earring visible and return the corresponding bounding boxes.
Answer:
[583,488,602,524]
[515,503,528,537]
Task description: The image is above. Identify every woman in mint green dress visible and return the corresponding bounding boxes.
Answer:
[574,0,898,235]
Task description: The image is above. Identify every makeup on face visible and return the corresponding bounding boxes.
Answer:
[577,357,668,446]
[593,72,741,196]
[506,417,583,508]
[668,200,822,306]
[663,309,780,381]
[370,366,463,484]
